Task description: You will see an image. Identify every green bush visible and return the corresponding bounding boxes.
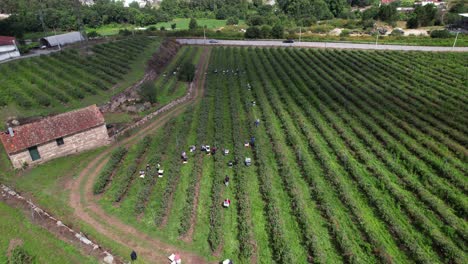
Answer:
[139,81,157,103]
[430,29,451,38]
[226,17,239,26]
[245,26,261,39]
[9,246,34,264]
[178,62,196,82]
[87,31,101,38]
[340,29,351,37]
[271,24,284,39]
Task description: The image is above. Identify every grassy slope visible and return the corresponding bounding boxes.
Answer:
[0,201,97,264]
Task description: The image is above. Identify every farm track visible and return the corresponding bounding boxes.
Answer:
[69,47,213,264]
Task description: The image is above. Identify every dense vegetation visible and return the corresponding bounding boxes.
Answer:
[95,47,467,263]
[0,36,157,111]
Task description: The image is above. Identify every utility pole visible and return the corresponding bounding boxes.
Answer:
[203,25,206,44]
[299,26,302,43]
[452,31,459,50]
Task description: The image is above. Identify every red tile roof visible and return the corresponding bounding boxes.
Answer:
[0,36,15,46]
[0,105,105,154]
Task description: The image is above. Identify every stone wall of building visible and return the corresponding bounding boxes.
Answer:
[9,125,109,168]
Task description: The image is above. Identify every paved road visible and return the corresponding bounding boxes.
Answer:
[177,38,468,52]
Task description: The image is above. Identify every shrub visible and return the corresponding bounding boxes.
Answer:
[118,29,132,36]
[160,26,166,31]
[260,25,272,38]
[226,17,239,26]
[271,24,284,39]
[139,81,157,103]
[189,18,197,30]
[87,31,101,38]
[340,29,351,37]
[178,62,196,82]
[430,29,451,38]
[390,28,404,36]
[245,26,261,39]
[407,16,419,29]
[9,246,34,264]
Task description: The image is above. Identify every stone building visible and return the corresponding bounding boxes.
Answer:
[0,105,110,169]
[0,36,20,62]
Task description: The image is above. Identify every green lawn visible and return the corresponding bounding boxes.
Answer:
[0,201,97,264]
[152,18,245,30]
[87,19,246,36]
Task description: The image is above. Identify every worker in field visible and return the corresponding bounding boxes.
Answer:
[223,199,231,208]
[254,119,260,127]
[130,250,137,262]
[224,175,230,186]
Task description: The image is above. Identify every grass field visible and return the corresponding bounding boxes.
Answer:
[0,36,160,122]
[88,19,245,36]
[93,47,468,263]
[0,201,97,264]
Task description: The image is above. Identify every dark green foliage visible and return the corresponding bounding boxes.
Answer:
[245,26,262,39]
[406,15,419,29]
[260,25,272,38]
[9,246,34,264]
[171,23,177,30]
[189,18,198,30]
[87,31,100,38]
[271,24,284,39]
[139,81,158,104]
[226,17,239,26]
[430,29,451,39]
[93,147,128,195]
[178,62,196,82]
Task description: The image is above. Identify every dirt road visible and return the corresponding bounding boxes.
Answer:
[69,47,214,264]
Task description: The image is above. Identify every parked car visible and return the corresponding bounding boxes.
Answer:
[283,39,294,43]
[209,39,218,43]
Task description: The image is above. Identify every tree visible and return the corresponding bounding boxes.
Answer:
[178,62,196,82]
[247,15,264,26]
[189,18,197,30]
[245,26,262,38]
[430,29,451,38]
[171,23,176,30]
[271,24,284,38]
[406,15,419,28]
[260,25,272,38]
[139,81,157,104]
[226,17,239,25]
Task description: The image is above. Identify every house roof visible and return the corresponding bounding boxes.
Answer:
[0,36,15,46]
[41,32,84,47]
[0,105,105,154]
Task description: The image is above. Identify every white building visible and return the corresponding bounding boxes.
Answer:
[0,36,20,62]
[40,32,85,48]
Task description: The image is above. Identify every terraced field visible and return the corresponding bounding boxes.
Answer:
[0,36,159,119]
[94,47,467,263]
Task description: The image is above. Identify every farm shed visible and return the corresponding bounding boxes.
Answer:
[0,36,20,62]
[0,105,110,169]
[40,31,84,47]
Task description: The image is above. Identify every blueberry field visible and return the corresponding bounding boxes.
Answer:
[0,37,159,117]
[94,47,467,264]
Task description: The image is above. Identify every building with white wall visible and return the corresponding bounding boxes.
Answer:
[0,36,20,62]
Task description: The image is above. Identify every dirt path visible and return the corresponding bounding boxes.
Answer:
[69,47,214,264]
